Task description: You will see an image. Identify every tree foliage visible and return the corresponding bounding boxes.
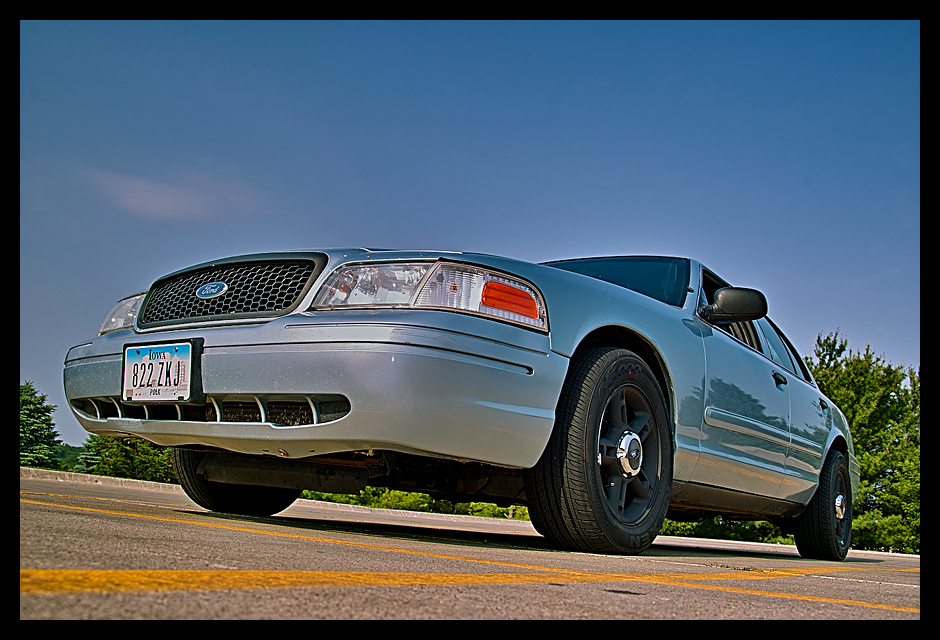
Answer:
[301,488,529,520]
[20,381,62,470]
[80,434,177,484]
[661,517,792,544]
[804,330,919,553]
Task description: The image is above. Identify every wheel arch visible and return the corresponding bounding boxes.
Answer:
[827,433,849,457]
[823,431,859,502]
[570,325,677,452]
[793,433,851,519]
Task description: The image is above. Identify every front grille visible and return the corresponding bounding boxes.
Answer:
[138,256,325,328]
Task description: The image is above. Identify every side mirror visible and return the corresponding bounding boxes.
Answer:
[699,287,767,324]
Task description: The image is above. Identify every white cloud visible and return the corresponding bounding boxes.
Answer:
[86,169,260,219]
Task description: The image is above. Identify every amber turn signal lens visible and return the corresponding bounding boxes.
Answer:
[481,281,540,319]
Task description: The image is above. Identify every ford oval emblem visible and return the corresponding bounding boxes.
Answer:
[195,282,229,300]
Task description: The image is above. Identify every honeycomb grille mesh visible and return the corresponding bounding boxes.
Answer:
[139,260,317,327]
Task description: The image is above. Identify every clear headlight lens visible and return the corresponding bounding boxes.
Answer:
[312,262,547,331]
[98,293,146,335]
[312,263,433,307]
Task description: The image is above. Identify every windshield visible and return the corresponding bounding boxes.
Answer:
[544,256,690,307]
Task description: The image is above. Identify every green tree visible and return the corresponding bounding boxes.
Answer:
[454,502,530,520]
[20,381,62,470]
[82,434,177,483]
[300,488,530,519]
[302,487,455,513]
[72,442,101,474]
[805,330,920,553]
[660,517,792,544]
[54,444,85,470]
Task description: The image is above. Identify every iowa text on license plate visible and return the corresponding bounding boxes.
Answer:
[123,342,192,402]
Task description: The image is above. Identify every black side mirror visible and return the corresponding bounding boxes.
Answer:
[699,287,767,324]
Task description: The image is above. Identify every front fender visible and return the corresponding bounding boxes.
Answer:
[824,403,861,501]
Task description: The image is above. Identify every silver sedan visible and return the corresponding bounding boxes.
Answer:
[64,249,860,560]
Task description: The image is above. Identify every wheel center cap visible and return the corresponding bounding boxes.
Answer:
[834,494,845,520]
[616,431,643,478]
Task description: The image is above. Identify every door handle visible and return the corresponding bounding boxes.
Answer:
[772,371,788,386]
[819,398,829,412]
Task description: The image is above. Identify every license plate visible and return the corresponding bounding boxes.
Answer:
[123,342,193,402]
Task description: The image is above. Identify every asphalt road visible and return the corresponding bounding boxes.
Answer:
[20,468,920,620]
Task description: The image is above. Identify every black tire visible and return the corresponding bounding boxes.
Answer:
[794,449,853,561]
[172,448,301,517]
[524,348,673,554]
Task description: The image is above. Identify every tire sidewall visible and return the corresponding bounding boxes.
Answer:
[172,447,300,516]
[826,451,852,559]
[569,349,673,552]
[795,448,852,560]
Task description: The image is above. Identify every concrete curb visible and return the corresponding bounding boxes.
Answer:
[20,466,185,494]
[19,466,534,528]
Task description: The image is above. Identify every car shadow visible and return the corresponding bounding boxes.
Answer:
[176,507,885,564]
[177,507,559,552]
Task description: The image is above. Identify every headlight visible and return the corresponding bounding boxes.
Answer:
[311,262,547,331]
[312,263,433,307]
[98,292,146,335]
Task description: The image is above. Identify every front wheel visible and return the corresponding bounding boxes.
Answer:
[794,449,853,560]
[172,448,301,517]
[524,348,673,554]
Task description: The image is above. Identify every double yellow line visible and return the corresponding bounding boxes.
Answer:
[20,496,919,614]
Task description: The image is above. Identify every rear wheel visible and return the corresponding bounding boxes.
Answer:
[794,449,853,560]
[524,348,673,554]
[172,448,301,517]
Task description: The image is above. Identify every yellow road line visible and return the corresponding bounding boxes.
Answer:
[20,497,919,614]
[657,580,920,613]
[20,498,577,576]
[19,569,590,593]
[20,490,183,508]
[18,568,920,613]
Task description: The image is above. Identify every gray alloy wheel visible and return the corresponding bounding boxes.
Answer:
[524,347,673,554]
[794,449,853,560]
[172,448,301,517]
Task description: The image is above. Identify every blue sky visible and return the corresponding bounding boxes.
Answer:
[21,21,920,446]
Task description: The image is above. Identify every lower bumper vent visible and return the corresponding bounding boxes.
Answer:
[71,395,351,426]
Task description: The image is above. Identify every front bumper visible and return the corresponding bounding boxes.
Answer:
[63,311,568,469]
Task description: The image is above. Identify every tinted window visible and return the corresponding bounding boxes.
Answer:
[756,317,797,375]
[762,317,813,383]
[545,257,690,307]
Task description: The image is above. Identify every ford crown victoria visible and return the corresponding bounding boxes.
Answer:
[64,249,859,559]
